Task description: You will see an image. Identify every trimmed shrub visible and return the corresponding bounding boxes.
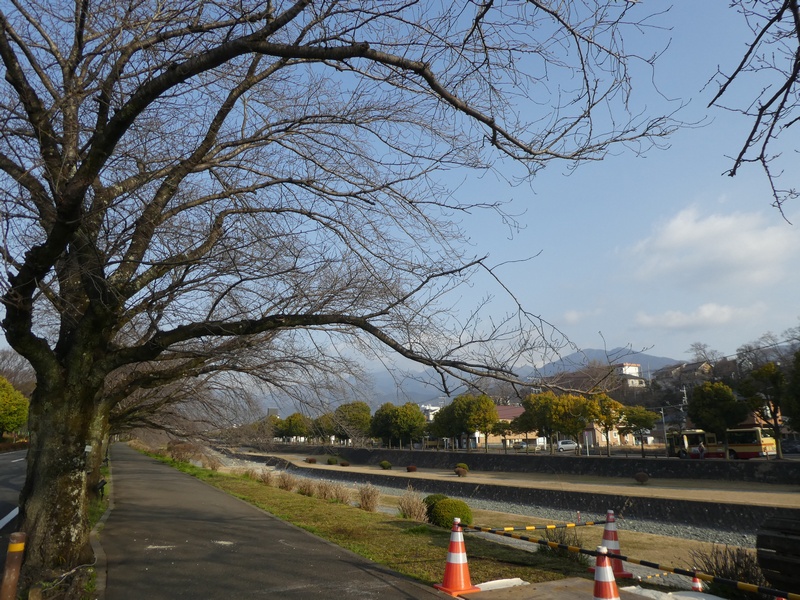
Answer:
[423,493,449,510]
[406,465,417,472]
[358,484,380,512]
[455,463,469,472]
[339,461,350,467]
[327,457,338,465]
[423,493,449,522]
[634,472,649,485]
[379,460,392,470]
[397,484,427,522]
[454,467,468,477]
[305,457,317,464]
[429,498,473,528]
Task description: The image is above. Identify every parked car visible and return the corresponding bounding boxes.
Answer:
[556,439,579,452]
[512,441,527,450]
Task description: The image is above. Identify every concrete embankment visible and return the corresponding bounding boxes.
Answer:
[222,445,800,535]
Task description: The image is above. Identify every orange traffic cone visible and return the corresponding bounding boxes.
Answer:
[691,572,704,592]
[590,510,633,579]
[434,517,480,596]
[593,546,621,600]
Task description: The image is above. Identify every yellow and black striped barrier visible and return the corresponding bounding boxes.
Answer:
[464,525,799,600]
[475,519,605,533]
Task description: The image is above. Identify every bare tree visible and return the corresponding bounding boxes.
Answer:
[687,342,724,364]
[0,348,35,396]
[709,0,800,215]
[0,0,676,588]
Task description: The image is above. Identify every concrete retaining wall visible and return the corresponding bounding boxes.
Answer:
[228,447,800,535]
[312,446,800,485]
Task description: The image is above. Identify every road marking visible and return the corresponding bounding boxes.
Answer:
[0,507,19,529]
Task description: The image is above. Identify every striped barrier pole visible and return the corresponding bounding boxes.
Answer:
[0,532,26,600]
[464,525,800,600]
[478,520,605,533]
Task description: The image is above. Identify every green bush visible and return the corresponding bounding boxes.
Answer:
[327,457,338,465]
[428,498,473,528]
[379,460,392,470]
[423,493,449,522]
[455,462,469,471]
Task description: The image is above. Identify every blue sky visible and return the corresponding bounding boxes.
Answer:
[451,2,800,363]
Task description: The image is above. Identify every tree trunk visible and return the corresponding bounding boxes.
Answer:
[18,385,103,587]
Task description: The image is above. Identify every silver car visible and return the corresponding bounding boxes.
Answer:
[556,439,578,452]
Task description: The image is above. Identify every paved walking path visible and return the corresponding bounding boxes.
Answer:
[96,444,447,599]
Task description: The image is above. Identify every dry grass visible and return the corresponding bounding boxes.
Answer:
[258,470,274,486]
[396,485,427,522]
[276,471,298,491]
[296,478,317,497]
[358,484,380,512]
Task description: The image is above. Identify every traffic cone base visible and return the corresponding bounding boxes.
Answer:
[589,509,633,579]
[593,546,621,600]
[691,573,704,592]
[434,518,481,596]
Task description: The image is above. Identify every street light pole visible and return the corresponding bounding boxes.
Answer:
[660,408,668,457]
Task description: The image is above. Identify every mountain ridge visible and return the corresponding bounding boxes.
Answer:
[368,347,682,405]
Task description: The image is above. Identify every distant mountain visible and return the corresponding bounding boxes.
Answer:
[366,347,681,406]
[537,347,681,378]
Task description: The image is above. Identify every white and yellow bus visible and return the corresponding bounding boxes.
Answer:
[666,427,777,459]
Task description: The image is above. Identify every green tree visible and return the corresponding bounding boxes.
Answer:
[492,420,515,454]
[739,362,787,459]
[516,392,559,453]
[433,394,498,451]
[618,405,660,459]
[594,394,625,457]
[371,403,399,448]
[392,403,427,449]
[0,377,29,437]
[689,382,749,456]
[280,413,312,441]
[551,394,599,449]
[333,402,372,446]
[462,394,499,452]
[784,350,800,445]
[312,413,337,445]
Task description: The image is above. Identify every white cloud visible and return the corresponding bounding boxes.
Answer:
[629,207,800,289]
[562,308,601,325]
[635,302,767,331]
